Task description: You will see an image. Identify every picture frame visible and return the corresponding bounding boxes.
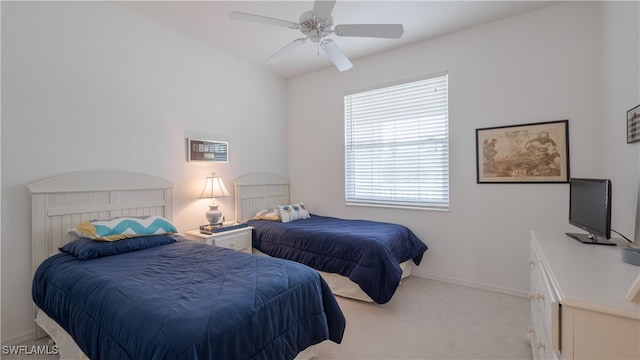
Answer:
[187,138,229,163]
[476,120,569,183]
[627,104,640,144]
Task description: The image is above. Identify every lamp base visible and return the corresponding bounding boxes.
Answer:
[206,204,223,225]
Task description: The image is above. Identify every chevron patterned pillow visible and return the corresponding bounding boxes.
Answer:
[253,208,281,221]
[70,216,178,241]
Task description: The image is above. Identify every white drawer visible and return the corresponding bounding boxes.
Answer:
[184,227,253,253]
[210,231,251,252]
[529,242,561,358]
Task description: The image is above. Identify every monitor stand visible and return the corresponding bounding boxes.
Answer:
[566,233,616,246]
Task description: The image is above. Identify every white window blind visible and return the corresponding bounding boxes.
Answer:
[344,73,449,210]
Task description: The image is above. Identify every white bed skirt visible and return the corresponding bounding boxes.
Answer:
[35,310,89,360]
[35,308,318,360]
[253,249,412,303]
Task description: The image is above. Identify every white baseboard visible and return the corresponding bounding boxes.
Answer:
[1,329,34,347]
[411,271,528,298]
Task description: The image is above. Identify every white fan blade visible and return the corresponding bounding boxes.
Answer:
[266,38,307,64]
[321,39,353,71]
[312,0,336,19]
[334,24,404,39]
[229,12,300,29]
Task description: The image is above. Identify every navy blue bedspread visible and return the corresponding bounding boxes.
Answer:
[32,240,345,360]
[247,215,428,304]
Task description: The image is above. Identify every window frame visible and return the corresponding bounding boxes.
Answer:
[344,71,450,211]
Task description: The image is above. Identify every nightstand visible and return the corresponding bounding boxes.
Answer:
[184,226,253,254]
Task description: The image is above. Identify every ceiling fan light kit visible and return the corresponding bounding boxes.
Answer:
[229,0,404,72]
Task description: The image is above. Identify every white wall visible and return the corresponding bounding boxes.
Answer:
[287,2,640,294]
[602,1,640,245]
[1,2,288,344]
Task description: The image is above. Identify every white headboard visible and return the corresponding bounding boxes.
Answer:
[233,172,289,222]
[28,170,173,339]
[28,170,174,273]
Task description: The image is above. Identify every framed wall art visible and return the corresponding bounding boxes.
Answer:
[627,104,640,144]
[187,138,229,163]
[476,120,569,183]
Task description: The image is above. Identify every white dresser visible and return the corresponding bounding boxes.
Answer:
[528,231,640,360]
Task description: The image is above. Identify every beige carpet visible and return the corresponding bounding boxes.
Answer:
[7,277,532,360]
[316,277,533,360]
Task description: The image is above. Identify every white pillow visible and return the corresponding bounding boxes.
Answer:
[278,203,310,223]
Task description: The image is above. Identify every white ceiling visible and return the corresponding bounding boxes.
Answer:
[113,1,559,78]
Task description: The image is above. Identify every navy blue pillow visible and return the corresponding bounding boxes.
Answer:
[60,235,178,260]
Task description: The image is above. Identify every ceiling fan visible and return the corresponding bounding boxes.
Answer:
[228,0,404,72]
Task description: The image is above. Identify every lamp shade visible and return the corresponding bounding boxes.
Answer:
[200,174,230,199]
[200,173,229,224]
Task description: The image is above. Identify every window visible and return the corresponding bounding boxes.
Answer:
[344,72,449,210]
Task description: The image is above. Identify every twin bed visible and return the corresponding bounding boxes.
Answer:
[30,170,428,359]
[29,171,344,360]
[234,173,428,304]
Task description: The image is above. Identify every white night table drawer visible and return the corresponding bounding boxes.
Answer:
[184,227,253,253]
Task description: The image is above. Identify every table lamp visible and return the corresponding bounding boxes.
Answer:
[200,172,230,224]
